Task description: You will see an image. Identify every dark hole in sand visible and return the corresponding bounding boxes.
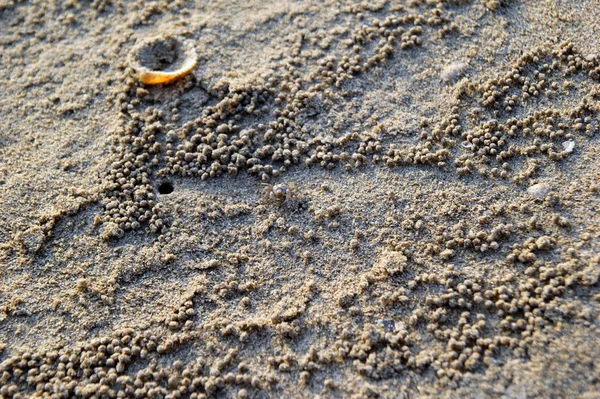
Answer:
[158,181,174,195]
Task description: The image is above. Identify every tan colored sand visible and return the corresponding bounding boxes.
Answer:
[0,1,599,398]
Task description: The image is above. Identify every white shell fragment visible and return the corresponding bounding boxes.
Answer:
[562,140,575,153]
[527,183,550,199]
[441,62,468,83]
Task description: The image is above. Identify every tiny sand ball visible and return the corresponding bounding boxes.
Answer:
[441,62,468,83]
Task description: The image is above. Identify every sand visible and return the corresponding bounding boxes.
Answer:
[0,0,599,398]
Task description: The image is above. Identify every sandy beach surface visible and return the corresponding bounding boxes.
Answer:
[0,0,599,398]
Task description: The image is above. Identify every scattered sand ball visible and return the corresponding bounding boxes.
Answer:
[15,226,45,253]
[128,35,197,85]
[485,0,501,10]
[440,248,455,260]
[101,222,124,241]
[192,258,220,270]
[76,278,89,292]
[337,292,357,309]
[535,236,555,251]
[527,183,550,199]
[441,62,468,83]
[271,184,288,200]
[562,140,575,153]
[580,263,600,286]
[374,250,408,275]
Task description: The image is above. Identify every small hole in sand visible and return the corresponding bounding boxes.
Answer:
[158,181,174,195]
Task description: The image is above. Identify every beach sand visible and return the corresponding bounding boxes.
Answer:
[0,1,599,398]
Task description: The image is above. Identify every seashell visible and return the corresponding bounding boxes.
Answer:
[562,140,575,153]
[128,35,197,85]
[441,62,468,83]
[527,183,550,199]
